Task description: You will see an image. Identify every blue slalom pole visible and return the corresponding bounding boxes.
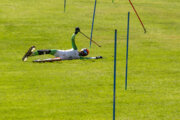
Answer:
[90,0,97,48]
[125,12,130,90]
[113,29,117,120]
[64,0,66,12]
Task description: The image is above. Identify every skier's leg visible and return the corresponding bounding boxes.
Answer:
[32,49,57,56]
[22,46,57,61]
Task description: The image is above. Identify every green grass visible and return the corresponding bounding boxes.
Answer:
[0,0,179,119]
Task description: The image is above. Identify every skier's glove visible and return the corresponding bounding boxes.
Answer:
[75,27,80,34]
[96,56,103,59]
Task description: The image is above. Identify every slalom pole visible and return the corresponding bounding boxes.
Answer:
[129,0,146,33]
[64,0,66,12]
[113,29,117,120]
[90,0,97,48]
[125,12,130,90]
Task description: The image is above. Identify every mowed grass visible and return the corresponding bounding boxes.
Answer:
[0,0,179,120]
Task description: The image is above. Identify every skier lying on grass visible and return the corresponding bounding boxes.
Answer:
[22,27,102,62]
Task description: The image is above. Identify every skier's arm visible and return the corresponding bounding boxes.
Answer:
[71,27,80,50]
[80,56,103,59]
[71,33,77,50]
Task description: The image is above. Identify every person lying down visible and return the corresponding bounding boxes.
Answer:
[22,27,102,62]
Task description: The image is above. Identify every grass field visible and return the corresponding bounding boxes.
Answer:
[0,0,179,120]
